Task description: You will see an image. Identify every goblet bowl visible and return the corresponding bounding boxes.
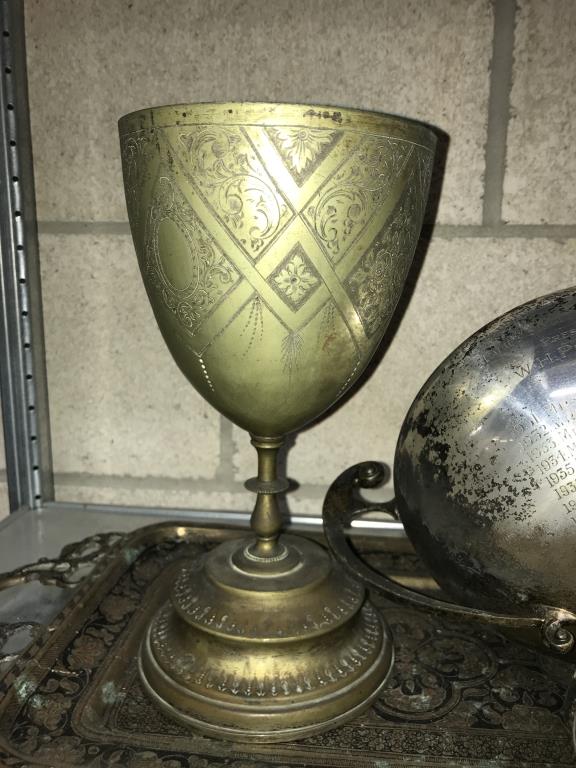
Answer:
[119,102,435,436]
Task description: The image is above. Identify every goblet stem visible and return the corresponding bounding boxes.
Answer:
[245,435,289,559]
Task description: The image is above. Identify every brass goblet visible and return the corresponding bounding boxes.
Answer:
[119,102,436,742]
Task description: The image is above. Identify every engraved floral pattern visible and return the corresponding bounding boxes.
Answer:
[266,127,340,184]
[305,137,413,262]
[177,126,292,257]
[67,629,109,670]
[34,735,87,764]
[172,559,362,637]
[350,244,404,334]
[345,167,425,337]
[121,132,153,225]
[146,175,238,335]
[120,120,435,407]
[151,602,381,698]
[273,246,319,305]
[100,594,135,624]
[27,692,71,730]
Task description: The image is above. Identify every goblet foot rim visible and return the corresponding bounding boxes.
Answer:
[138,615,393,743]
[137,532,393,742]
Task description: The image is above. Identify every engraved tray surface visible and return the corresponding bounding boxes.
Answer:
[0,522,574,767]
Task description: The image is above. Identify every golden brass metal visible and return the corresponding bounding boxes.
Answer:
[118,102,436,741]
[140,533,393,741]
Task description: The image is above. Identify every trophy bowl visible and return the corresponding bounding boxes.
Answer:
[119,101,436,741]
[395,287,576,616]
[323,287,576,664]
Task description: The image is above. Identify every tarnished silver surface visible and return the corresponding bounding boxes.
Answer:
[395,287,576,615]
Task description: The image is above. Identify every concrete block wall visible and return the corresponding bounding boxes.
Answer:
[2,0,573,520]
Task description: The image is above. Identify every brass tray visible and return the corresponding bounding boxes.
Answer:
[0,522,575,767]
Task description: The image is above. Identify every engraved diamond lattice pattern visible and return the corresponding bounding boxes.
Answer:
[265,126,342,186]
[345,170,423,337]
[118,105,435,436]
[304,137,413,265]
[173,126,294,261]
[270,242,321,310]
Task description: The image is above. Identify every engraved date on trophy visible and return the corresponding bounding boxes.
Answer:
[536,458,575,485]
[507,386,576,522]
[561,498,576,523]
[503,402,576,522]
[553,480,576,501]
[512,404,576,519]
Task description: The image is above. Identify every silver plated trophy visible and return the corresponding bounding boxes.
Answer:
[324,287,576,661]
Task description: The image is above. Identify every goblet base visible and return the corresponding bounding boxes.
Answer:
[138,533,392,742]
